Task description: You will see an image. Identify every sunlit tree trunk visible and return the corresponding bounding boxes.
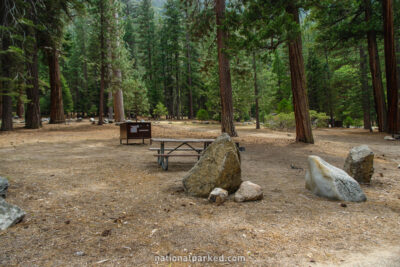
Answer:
[286,5,314,144]
[365,0,387,132]
[382,0,399,134]
[215,0,237,137]
[110,1,125,122]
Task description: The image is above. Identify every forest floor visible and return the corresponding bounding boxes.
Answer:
[0,120,400,266]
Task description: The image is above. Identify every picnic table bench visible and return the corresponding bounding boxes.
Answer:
[150,138,215,171]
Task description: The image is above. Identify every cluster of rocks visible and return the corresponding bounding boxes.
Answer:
[182,134,375,205]
[0,177,25,231]
[182,133,263,204]
[305,145,374,202]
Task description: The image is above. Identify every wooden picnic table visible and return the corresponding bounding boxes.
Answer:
[150,138,215,171]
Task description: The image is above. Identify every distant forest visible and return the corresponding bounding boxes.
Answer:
[0,0,399,142]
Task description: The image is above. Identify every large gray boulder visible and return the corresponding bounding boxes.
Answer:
[344,145,374,184]
[234,181,263,202]
[0,177,9,198]
[183,133,242,197]
[305,156,367,202]
[0,198,25,230]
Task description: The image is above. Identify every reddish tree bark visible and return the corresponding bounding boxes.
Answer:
[286,5,314,144]
[382,0,399,134]
[111,3,125,122]
[365,0,387,132]
[215,0,237,137]
[47,49,65,124]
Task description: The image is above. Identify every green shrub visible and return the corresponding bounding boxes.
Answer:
[153,102,168,119]
[264,112,295,130]
[343,116,354,128]
[61,75,74,114]
[353,119,363,128]
[309,110,329,128]
[276,99,293,113]
[196,109,209,121]
[89,104,97,116]
[243,113,251,122]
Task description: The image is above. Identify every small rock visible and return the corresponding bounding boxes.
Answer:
[0,177,9,198]
[305,156,366,202]
[398,164,400,169]
[208,188,228,204]
[234,181,263,202]
[75,251,85,256]
[384,136,396,141]
[0,198,25,230]
[101,229,111,236]
[344,145,374,184]
[90,118,95,122]
[340,203,347,208]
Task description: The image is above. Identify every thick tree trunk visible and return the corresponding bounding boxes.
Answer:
[215,0,237,136]
[286,5,314,144]
[47,49,65,124]
[360,45,372,130]
[365,0,387,132]
[98,0,105,126]
[111,4,125,122]
[113,89,125,122]
[25,39,41,129]
[252,51,260,129]
[382,0,399,134]
[1,34,13,131]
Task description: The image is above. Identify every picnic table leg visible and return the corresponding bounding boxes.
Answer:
[159,142,165,167]
[157,150,161,165]
[161,157,168,171]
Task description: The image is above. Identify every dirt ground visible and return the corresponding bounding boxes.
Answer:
[0,120,399,266]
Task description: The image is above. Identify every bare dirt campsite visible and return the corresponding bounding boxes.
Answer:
[1,121,399,266]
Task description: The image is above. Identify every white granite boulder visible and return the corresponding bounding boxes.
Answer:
[0,198,25,230]
[234,181,263,202]
[305,156,366,202]
[344,145,374,184]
